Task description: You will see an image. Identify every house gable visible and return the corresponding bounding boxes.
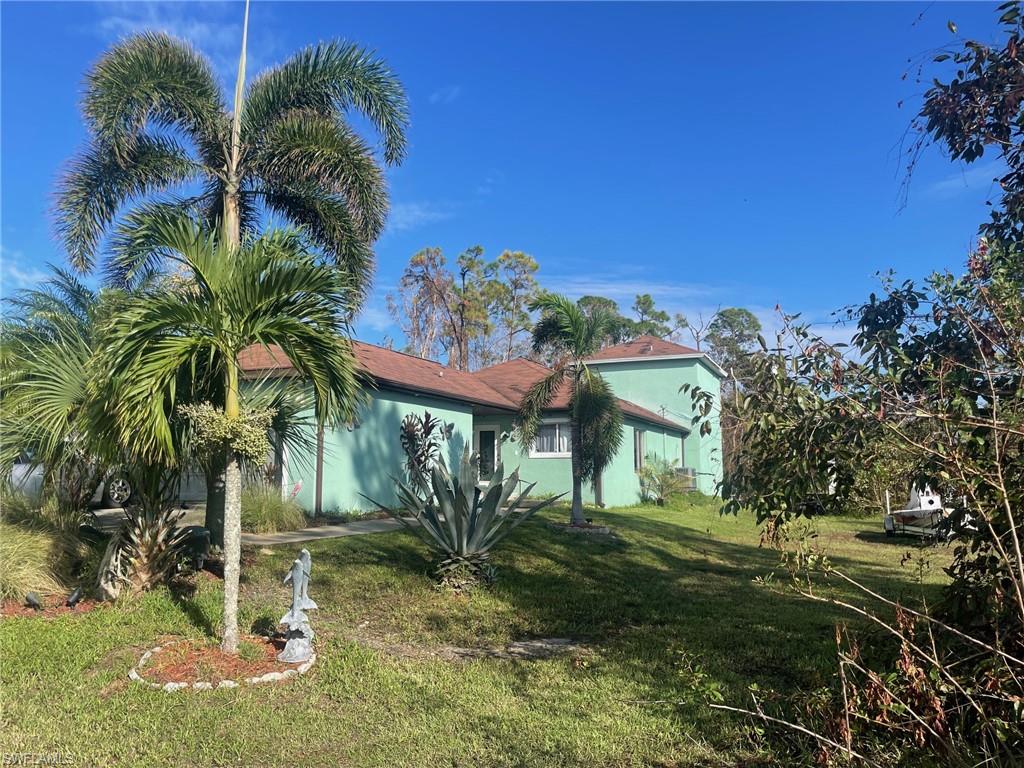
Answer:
[586,337,723,494]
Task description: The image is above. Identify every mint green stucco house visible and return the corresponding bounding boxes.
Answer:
[238,334,723,513]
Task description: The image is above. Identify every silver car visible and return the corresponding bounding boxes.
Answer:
[10,455,134,507]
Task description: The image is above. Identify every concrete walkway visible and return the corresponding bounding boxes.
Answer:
[242,517,403,546]
[90,507,405,546]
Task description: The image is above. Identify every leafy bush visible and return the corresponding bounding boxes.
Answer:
[366,450,560,589]
[638,455,687,505]
[0,521,84,601]
[841,435,917,518]
[241,485,307,534]
[722,241,1024,763]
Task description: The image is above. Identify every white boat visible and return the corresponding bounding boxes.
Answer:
[883,486,947,538]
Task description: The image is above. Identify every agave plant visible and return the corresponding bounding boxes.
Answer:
[366,450,561,588]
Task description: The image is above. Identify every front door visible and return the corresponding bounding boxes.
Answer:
[474,426,499,482]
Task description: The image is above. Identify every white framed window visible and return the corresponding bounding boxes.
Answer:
[529,419,571,458]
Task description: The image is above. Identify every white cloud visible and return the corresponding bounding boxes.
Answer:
[428,85,461,105]
[89,1,276,84]
[357,304,394,334]
[0,247,47,296]
[544,272,716,305]
[385,202,454,234]
[925,160,1004,199]
[541,269,854,351]
[476,169,505,196]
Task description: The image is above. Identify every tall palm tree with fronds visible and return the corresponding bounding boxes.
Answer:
[55,10,408,294]
[519,294,624,526]
[96,214,361,653]
[55,2,406,538]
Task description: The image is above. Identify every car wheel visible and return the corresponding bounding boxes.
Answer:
[103,475,133,507]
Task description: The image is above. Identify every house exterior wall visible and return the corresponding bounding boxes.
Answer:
[286,387,474,514]
[480,414,684,508]
[587,358,723,494]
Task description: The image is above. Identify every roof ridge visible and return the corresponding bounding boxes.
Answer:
[474,356,550,375]
[353,339,463,371]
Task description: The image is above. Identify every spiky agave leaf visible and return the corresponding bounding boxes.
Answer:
[363,450,561,588]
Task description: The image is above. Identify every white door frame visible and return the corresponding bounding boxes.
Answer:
[473,423,501,483]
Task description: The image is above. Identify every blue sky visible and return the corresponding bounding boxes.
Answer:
[0,1,1006,345]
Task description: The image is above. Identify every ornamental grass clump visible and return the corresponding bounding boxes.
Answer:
[366,450,561,589]
[0,521,83,601]
[241,485,307,534]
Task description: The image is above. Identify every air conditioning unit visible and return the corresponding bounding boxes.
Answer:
[675,467,697,490]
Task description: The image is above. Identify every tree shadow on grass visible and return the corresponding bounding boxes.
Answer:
[484,512,944,706]
[168,579,218,638]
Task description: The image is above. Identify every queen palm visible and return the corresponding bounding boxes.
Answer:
[99,214,361,653]
[519,294,624,526]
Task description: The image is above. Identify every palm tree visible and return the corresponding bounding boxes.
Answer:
[55,13,407,290]
[54,2,406,539]
[519,294,624,526]
[98,214,361,653]
[1,268,122,511]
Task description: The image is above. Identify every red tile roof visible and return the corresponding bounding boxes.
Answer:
[587,334,701,361]
[238,341,688,432]
[238,342,517,410]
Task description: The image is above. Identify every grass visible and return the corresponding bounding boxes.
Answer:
[241,485,308,534]
[0,496,950,767]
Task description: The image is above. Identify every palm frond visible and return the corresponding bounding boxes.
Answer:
[251,110,388,242]
[54,136,201,272]
[260,184,374,307]
[106,199,214,287]
[83,32,225,162]
[243,40,409,165]
[517,367,567,449]
[572,373,624,482]
[529,293,590,354]
[100,219,362,463]
[5,265,96,339]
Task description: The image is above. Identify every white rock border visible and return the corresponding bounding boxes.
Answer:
[128,638,316,692]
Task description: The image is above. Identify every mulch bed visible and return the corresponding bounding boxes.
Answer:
[132,635,314,690]
[1,594,104,619]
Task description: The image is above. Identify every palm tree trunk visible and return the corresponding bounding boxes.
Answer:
[206,0,249,554]
[569,416,586,526]
[203,460,226,548]
[220,361,242,654]
[219,0,251,656]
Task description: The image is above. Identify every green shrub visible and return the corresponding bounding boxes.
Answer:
[638,455,688,505]
[0,521,84,601]
[241,485,307,534]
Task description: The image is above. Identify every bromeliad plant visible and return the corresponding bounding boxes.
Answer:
[365,450,561,589]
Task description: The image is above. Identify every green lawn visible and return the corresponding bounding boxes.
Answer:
[0,498,949,767]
